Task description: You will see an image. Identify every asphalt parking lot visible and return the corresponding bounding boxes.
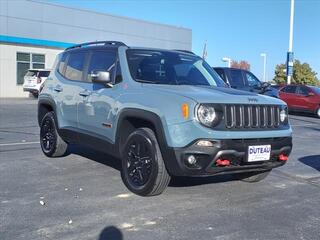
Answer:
[0,98,319,240]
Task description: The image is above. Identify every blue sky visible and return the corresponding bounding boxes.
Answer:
[48,0,320,81]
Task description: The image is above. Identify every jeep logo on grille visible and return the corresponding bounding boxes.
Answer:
[248,98,258,103]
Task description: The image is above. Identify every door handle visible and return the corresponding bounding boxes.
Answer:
[54,85,63,92]
[79,90,91,97]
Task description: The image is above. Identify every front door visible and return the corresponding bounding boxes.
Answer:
[77,49,121,143]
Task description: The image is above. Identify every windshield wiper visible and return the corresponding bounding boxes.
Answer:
[136,79,162,84]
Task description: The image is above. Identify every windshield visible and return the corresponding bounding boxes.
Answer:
[126,49,226,87]
[310,86,320,94]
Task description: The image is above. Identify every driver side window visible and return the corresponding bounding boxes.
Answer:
[246,72,261,87]
[87,50,116,82]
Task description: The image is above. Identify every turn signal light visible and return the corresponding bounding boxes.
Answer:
[182,103,189,120]
[278,154,288,161]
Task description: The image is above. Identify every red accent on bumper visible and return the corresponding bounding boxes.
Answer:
[216,159,230,166]
[279,154,288,161]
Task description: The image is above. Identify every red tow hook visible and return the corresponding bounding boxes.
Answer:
[216,159,230,167]
[278,154,288,161]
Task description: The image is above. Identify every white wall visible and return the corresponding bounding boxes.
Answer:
[1,0,192,51]
[0,43,62,98]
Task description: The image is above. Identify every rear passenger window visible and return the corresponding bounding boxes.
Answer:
[229,70,245,88]
[87,51,116,82]
[214,69,226,82]
[58,53,68,75]
[38,71,50,77]
[282,86,297,93]
[65,52,86,81]
[297,86,309,96]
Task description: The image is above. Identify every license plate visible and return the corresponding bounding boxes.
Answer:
[248,145,271,162]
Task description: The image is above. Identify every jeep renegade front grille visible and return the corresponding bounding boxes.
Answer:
[224,105,280,129]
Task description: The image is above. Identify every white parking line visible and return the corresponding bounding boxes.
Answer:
[0,141,40,146]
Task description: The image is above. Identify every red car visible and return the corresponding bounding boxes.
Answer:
[279,85,320,118]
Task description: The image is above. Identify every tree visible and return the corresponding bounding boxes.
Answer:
[231,60,250,71]
[273,60,319,85]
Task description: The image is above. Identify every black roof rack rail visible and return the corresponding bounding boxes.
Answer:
[66,41,127,50]
[173,49,196,55]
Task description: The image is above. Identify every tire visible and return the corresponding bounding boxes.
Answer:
[32,92,39,98]
[40,111,68,157]
[235,170,271,183]
[121,127,171,196]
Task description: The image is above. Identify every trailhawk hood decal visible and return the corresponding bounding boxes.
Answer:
[142,85,284,105]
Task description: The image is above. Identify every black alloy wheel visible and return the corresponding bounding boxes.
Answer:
[40,116,57,154]
[126,135,153,187]
[40,111,68,157]
[121,128,171,196]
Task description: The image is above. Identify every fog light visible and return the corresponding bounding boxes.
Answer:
[187,155,197,165]
[196,140,214,147]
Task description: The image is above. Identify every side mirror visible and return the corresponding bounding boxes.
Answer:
[261,82,270,89]
[91,71,112,86]
[308,92,315,97]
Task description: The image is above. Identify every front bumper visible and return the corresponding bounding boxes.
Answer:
[163,137,292,177]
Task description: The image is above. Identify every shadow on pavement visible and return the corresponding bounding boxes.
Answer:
[68,144,237,187]
[298,155,320,171]
[98,226,123,240]
[68,144,121,171]
[289,112,318,120]
[169,174,235,187]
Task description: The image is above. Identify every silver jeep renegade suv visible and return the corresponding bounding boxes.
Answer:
[38,41,292,196]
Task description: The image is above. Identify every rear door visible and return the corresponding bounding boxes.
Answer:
[54,50,88,129]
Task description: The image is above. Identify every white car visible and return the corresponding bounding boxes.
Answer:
[23,69,51,97]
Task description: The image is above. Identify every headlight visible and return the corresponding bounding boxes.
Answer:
[280,107,288,123]
[196,104,221,127]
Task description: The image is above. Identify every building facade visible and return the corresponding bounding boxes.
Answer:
[0,0,192,97]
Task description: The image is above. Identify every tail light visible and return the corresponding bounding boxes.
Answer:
[37,77,42,84]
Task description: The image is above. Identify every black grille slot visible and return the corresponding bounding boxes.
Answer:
[224,105,281,130]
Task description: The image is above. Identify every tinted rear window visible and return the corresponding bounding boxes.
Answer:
[214,68,227,81]
[65,51,86,81]
[229,70,245,88]
[58,53,68,75]
[25,70,38,77]
[38,71,50,77]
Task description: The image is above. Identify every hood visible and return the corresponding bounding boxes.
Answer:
[142,84,285,105]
